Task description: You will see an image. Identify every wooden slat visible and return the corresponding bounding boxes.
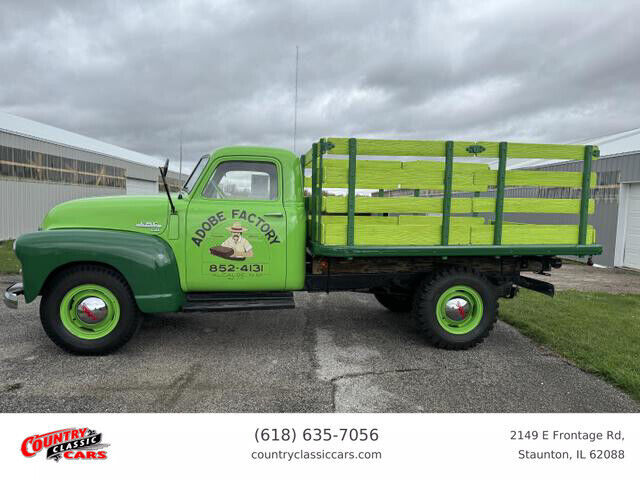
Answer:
[472,198,595,214]
[326,138,588,160]
[302,159,488,187]
[327,138,448,156]
[402,160,489,173]
[322,197,474,214]
[505,143,586,160]
[320,215,485,226]
[471,225,596,245]
[322,159,489,173]
[320,223,596,246]
[323,224,472,246]
[321,216,398,225]
[327,138,502,158]
[322,158,402,170]
[305,167,596,190]
[322,168,482,191]
[474,170,597,188]
[398,215,486,226]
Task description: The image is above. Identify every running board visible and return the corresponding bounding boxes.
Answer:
[182,291,295,312]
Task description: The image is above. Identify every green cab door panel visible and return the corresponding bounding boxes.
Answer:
[15,229,185,313]
[185,155,288,291]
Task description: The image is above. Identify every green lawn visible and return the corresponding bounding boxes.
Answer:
[0,240,21,274]
[500,289,640,402]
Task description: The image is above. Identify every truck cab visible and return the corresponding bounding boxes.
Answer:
[7,146,307,354]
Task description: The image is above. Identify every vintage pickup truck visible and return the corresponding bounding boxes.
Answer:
[4,137,601,354]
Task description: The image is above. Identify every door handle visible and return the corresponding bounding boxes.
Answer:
[264,213,284,217]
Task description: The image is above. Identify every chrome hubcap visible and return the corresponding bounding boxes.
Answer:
[444,297,471,322]
[76,297,108,324]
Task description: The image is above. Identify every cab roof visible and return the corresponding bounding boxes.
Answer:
[212,145,298,164]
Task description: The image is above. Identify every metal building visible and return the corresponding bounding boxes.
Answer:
[0,112,186,241]
[504,151,640,269]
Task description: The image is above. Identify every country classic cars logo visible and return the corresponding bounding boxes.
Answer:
[21,427,109,461]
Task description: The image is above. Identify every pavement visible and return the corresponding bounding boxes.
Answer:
[0,265,639,413]
[550,262,640,293]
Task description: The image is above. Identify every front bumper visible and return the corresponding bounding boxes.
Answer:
[3,283,24,309]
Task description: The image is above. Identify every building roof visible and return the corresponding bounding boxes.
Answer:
[0,110,162,168]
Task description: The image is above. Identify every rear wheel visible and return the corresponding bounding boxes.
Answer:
[374,292,413,313]
[40,265,141,355]
[413,269,497,349]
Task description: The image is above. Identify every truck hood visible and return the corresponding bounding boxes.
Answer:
[41,195,171,235]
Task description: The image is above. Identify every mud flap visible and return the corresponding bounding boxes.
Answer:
[516,275,555,297]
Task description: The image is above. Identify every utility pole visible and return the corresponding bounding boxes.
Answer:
[293,45,299,153]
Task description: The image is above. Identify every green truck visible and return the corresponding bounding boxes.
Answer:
[3,138,601,354]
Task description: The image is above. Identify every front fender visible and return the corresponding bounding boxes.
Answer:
[15,229,185,313]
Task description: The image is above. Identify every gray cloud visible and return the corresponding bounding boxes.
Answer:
[1,0,639,171]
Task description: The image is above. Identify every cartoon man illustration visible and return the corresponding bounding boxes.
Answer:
[220,222,253,259]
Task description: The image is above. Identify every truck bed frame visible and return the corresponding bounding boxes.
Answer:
[301,137,603,259]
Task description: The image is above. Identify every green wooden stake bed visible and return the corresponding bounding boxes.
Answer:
[3,138,602,354]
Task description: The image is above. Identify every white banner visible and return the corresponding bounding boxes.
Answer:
[0,413,637,478]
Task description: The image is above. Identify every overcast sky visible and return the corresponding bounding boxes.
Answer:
[1,0,639,171]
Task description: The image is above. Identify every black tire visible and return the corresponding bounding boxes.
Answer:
[40,265,141,355]
[374,292,413,313]
[413,268,498,350]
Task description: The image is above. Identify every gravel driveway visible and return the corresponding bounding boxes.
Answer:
[549,263,640,293]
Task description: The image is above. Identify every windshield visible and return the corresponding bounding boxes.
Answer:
[182,155,208,194]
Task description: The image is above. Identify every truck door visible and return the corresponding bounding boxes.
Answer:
[185,156,287,291]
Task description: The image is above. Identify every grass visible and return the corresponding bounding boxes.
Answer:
[500,289,640,402]
[0,240,21,274]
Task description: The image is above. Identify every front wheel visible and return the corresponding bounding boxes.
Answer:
[413,269,497,350]
[40,266,141,355]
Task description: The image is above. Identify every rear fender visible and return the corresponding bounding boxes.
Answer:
[15,229,185,313]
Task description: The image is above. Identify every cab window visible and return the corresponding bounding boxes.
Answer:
[202,161,278,200]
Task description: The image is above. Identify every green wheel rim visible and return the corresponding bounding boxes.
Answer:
[435,285,483,335]
[59,284,120,339]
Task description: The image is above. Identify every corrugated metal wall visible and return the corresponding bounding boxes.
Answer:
[0,130,157,241]
[506,151,640,266]
[0,178,124,240]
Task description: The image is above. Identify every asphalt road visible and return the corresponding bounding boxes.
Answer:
[1,272,638,413]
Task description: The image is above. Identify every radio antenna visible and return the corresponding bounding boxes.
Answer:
[293,45,299,153]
